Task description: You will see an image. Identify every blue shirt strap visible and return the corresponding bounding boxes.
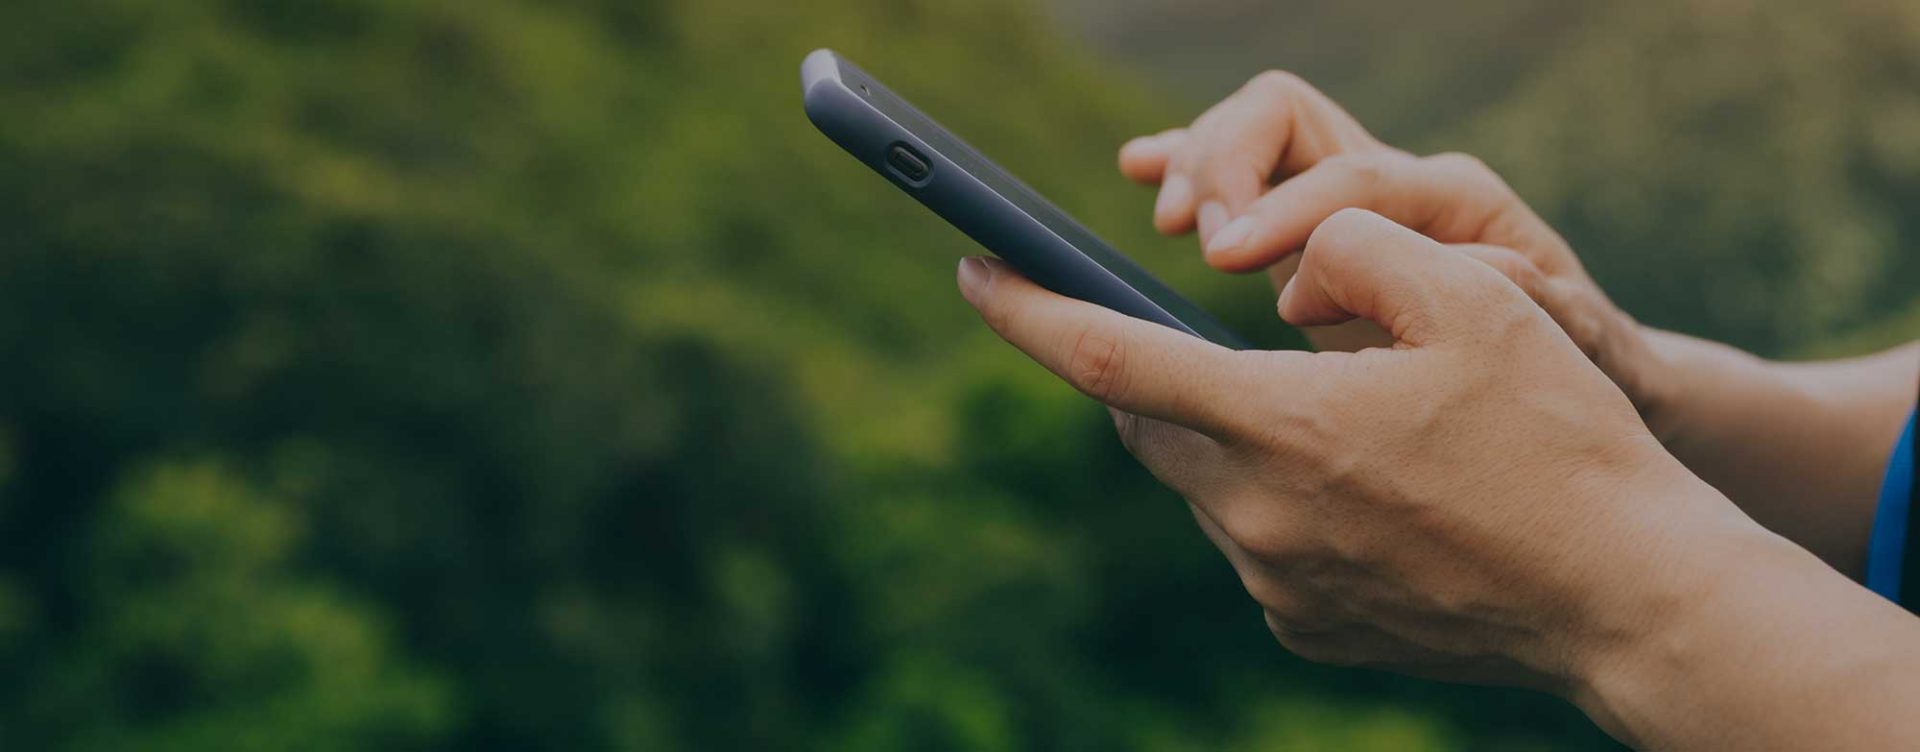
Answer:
[1865,407,1917,604]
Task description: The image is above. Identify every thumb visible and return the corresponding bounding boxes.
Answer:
[1277,209,1521,347]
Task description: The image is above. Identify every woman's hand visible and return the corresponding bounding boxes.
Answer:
[1115,71,1664,422]
[959,208,1750,693]
[953,209,1920,749]
[1114,71,1920,577]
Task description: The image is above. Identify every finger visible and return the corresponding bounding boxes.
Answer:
[1187,502,1299,612]
[1266,614,1411,669]
[1118,128,1186,184]
[1447,244,1616,367]
[1260,250,1390,355]
[1152,173,1198,236]
[1202,152,1512,273]
[1277,209,1522,346]
[1265,608,1342,644]
[1187,499,1241,561]
[1110,409,1238,498]
[1176,71,1380,242]
[957,256,1262,438]
[1447,243,1547,302]
[1115,411,1305,576]
[1139,134,1197,236]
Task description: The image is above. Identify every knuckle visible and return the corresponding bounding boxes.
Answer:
[1238,360,1337,448]
[1265,614,1357,666]
[1066,326,1130,404]
[1319,153,1392,190]
[1266,598,1315,628]
[1221,507,1302,561]
[1486,297,1546,345]
[1324,205,1382,230]
[1428,150,1487,173]
[1510,258,1549,299]
[1473,247,1544,299]
[1428,151,1511,193]
[1544,278,1609,358]
[1427,150,1494,181]
[1247,69,1309,98]
[1238,527,1295,561]
[1311,207,1385,252]
[1239,571,1292,611]
[1548,274,1602,313]
[1194,152,1264,193]
[1312,450,1368,505]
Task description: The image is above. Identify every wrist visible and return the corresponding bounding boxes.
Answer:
[1563,479,1916,749]
[1625,327,1745,447]
[1613,320,1678,438]
[1509,455,1742,705]
[1563,505,1797,747]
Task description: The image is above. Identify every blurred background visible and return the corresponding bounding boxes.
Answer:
[2,0,1916,748]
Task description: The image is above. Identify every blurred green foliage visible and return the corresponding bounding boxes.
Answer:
[1060,0,1920,355]
[0,0,1911,749]
[1452,0,1920,353]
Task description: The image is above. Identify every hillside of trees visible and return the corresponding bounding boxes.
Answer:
[1,0,1911,749]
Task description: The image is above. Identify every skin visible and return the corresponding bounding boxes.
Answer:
[1115,70,1920,576]
[955,71,1920,748]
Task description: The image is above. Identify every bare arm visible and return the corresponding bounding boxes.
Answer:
[1578,517,1920,749]
[1638,335,1919,575]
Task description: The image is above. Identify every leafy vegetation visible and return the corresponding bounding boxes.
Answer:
[1060,0,1920,354]
[0,0,1911,749]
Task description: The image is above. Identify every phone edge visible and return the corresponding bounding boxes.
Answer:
[801,49,1247,349]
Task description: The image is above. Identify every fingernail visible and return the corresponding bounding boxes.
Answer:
[957,256,991,303]
[1206,216,1256,256]
[1276,274,1300,314]
[1197,201,1229,242]
[1154,176,1192,219]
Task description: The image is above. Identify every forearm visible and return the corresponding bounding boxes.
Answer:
[1638,331,1919,576]
[1574,511,1920,749]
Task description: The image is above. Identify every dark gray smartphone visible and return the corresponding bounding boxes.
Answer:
[801,49,1247,349]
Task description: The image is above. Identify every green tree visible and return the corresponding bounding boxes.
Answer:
[15,0,1904,749]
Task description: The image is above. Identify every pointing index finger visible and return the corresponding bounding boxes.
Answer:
[1167,71,1383,244]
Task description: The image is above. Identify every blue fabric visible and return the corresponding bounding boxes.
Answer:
[1865,409,1917,601]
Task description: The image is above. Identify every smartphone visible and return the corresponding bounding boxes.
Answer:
[800,49,1246,349]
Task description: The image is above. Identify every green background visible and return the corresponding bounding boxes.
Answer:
[1,0,1915,748]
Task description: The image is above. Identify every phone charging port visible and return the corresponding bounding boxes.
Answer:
[887,143,931,183]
